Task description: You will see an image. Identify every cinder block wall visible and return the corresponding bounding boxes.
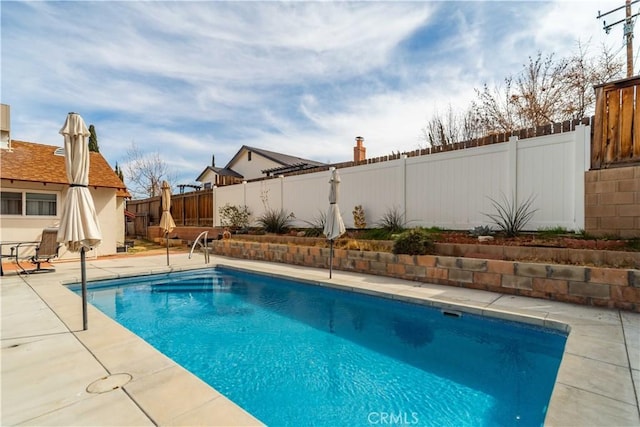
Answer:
[585,165,640,238]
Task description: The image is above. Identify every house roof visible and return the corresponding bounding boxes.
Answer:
[225,145,326,171]
[1,140,130,197]
[195,165,244,182]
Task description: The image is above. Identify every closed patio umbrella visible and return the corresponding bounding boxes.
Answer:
[159,180,176,266]
[57,112,102,331]
[323,167,346,278]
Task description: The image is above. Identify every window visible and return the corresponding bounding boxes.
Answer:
[26,193,57,216]
[0,191,57,216]
[1,192,22,215]
[248,151,252,161]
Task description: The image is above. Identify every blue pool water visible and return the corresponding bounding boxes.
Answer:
[77,267,566,427]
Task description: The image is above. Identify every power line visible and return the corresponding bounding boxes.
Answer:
[598,0,638,77]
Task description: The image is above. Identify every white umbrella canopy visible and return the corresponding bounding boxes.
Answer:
[323,168,345,278]
[323,168,346,240]
[159,180,176,266]
[57,112,102,331]
[57,113,102,252]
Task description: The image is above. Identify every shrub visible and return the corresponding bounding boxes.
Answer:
[537,226,569,237]
[483,193,538,237]
[469,225,494,237]
[359,228,394,240]
[301,211,326,237]
[378,206,406,233]
[257,209,295,234]
[219,204,250,229]
[393,228,435,255]
[340,239,361,250]
[626,238,640,251]
[352,205,367,229]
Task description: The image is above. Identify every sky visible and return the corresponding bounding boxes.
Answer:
[1,0,627,191]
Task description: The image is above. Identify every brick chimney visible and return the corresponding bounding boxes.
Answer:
[353,136,366,163]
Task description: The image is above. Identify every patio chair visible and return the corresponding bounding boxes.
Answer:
[14,228,61,274]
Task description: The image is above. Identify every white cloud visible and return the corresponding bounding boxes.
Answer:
[1,1,624,189]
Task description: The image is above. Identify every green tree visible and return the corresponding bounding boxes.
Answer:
[114,162,124,181]
[88,124,100,152]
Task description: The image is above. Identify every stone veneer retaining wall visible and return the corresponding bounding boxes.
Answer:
[229,234,640,268]
[585,165,640,238]
[209,240,640,312]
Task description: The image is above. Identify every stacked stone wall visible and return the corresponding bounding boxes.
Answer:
[208,240,640,312]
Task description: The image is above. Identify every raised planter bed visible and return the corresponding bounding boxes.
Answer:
[231,233,640,269]
[208,238,640,312]
[435,242,640,269]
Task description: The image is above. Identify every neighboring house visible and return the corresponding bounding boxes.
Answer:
[196,155,244,189]
[196,146,327,188]
[0,140,130,260]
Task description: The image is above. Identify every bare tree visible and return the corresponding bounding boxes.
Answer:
[460,108,484,141]
[124,143,175,199]
[471,80,518,134]
[511,53,569,127]
[422,42,625,144]
[421,104,483,147]
[560,41,624,119]
[421,113,452,147]
[471,53,567,133]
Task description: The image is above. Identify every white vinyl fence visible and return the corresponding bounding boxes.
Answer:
[213,125,589,232]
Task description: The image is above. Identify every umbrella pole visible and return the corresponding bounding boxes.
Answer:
[329,239,333,279]
[81,247,88,331]
[166,231,170,266]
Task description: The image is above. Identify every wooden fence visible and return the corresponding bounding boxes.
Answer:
[127,189,213,230]
[593,76,640,169]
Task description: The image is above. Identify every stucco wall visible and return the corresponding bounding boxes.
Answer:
[0,180,122,259]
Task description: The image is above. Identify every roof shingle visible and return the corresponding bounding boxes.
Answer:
[1,140,130,197]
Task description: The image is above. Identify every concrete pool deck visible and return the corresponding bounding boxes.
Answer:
[1,252,639,426]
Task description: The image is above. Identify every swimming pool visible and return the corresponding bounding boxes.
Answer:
[78,267,567,426]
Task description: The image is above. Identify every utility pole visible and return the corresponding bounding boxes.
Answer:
[599,0,640,77]
[626,0,634,76]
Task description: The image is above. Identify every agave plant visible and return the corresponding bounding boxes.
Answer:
[301,210,326,237]
[483,193,538,237]
[257,208,295,234]
[377,206,406,233]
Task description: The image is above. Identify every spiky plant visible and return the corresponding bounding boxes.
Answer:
[378,206,406,233]
[301,210,326,237]
[257,209,295,234]
[483,193,538,237]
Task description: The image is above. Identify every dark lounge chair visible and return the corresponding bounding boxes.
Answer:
[14,228,61,274]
